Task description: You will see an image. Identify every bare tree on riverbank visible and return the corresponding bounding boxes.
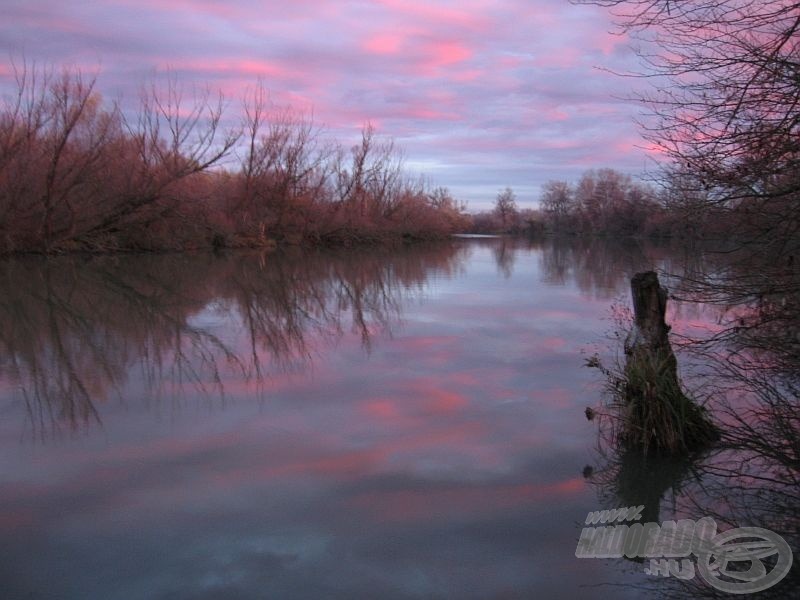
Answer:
[0,62,468,254]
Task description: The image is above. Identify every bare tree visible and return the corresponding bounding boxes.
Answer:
[334,123,403,220]
[493,187,519,232]
[0,60,467,252]
[576,0,800,245]
[236,84,332,240]
[540,180,574,229]
[0,62,123,251]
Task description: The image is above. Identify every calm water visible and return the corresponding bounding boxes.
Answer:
[0,238,795,599]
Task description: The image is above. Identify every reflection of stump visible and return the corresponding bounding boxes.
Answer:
[614,449,695,531]
[621,271,717,454]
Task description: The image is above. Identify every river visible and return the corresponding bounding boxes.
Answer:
[0,237,795,598]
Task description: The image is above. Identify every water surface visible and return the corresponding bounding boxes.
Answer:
[0,238,795,598]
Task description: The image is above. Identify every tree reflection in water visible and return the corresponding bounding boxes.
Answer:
[583,241,799,598]
[1,236,796,596]
[0,244,467,439]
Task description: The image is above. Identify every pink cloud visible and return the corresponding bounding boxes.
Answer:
[363,33,404,55]
[424,389,469,414]
[264,448,386,479]
[0,0,655,208]
[398,335,460,351]
[362,398,401,419]
[417,40,473,74]
[431,41,472,66]
[545,108,570,122]
[540,336,567,351]
[157,58,288,79]
[590,28,629,56]
[400,106,452,120]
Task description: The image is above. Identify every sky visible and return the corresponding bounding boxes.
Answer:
[0,0,655,210]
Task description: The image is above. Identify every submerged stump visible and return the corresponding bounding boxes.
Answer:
[621,271,718,454]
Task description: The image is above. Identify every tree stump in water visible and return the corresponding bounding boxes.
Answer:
[625,271,678,376]
[620,271,717,454]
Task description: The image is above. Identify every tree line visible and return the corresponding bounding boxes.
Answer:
[468,163,795,240]
[536,168,727,238]
[0,63,469,254]
[467,171,711,238]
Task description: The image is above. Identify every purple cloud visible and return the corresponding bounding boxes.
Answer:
[0,0,654,209]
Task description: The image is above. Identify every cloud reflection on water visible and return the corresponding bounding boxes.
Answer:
[0,238,724,599]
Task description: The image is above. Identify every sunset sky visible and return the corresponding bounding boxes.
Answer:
[0,0,655,209]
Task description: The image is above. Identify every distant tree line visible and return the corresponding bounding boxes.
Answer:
[466,167,781,239]
[539,167,786,239]
[0,63,469,254]
[538,168,700,238]
[468,187,544,235]
[467,173,701,238]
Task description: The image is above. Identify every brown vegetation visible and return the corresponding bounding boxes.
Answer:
[0,63,469,255]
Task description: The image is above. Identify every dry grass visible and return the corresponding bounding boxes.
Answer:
[586,344,719,456]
